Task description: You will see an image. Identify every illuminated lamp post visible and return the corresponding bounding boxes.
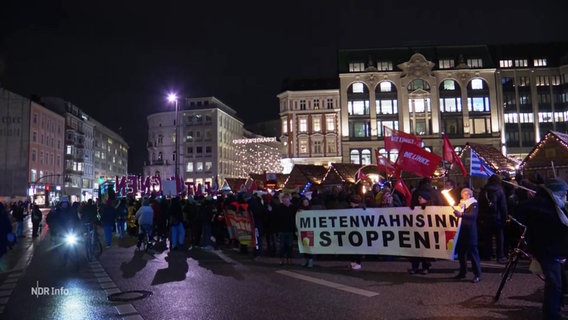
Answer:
[167,93,180,187]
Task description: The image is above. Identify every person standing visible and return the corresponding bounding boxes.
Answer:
[274,193,297,265]
[135,198,154,249]
[168,197,185,251]
[0,203,13,258]
[101,199,117,248]
[12,202,25,238]
[115,198,128,240]
[522,178,568,320]
[479,174,508,263]
[31,204,43,237]
[452,188,482,283]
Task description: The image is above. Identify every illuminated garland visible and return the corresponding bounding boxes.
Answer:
[234,143,283,178]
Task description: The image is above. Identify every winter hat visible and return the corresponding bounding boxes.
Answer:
[544,178,568,196]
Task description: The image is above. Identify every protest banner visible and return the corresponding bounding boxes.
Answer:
[224,203,256,247]
[296,206,460,260]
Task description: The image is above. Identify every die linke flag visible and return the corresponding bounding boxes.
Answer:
[470,149,495,177]
[354,168,369,183]
[442,134,467,177]
[395,143,442,178]
[383,126,423,151]
[375,149,395,177]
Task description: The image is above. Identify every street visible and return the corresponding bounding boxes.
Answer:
[0,215,560,320]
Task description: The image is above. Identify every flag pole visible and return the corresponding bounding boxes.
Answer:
[441,133,447,186]
[468,148,473,188]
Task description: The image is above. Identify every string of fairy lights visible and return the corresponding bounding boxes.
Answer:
[233,143,283,178]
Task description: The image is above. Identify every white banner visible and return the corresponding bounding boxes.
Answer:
[296,206,461,260]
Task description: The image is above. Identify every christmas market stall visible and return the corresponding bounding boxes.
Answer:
[248,173,289,191]
[459,142,519,189]
[519,130,568,181]
[220,178,248,193]
[321,163,384,191]
[282,164,328,194]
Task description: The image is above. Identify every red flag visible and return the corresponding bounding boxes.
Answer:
[375,149,395,177]
[354,168,369,183]
[394,178,412,206]
[383,126,423,151]
[443,134,467,177]
[395,143,442,177]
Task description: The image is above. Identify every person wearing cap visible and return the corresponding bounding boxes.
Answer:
[522,178,568,320]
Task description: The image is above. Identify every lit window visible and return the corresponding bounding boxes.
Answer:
[327,137,336,153]
[443,80,456,90]
[349,62,365,72]
[326,116,335,132]
[534,58,547,67]
[313,117,321,132]
[467,58,483,68]
[471,79,483,90]
[281,120,287,133]
[299,118,308,132]
[196,162,203,172]
[299,140,308,154]
[379,82,392,92]
[514,59,528,67]
[499,60,513,68]
[350,150,360,164]
[377,61,393,71]
[205,162,212,171]
[348,100,369,115]
[352,82,364,93]
[439,59,455,69]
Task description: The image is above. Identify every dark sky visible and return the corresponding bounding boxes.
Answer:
[1,0,567,174]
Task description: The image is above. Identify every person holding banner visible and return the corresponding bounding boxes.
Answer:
[409,178,442,274]
[274,193,298,265]
[452,188,482,283]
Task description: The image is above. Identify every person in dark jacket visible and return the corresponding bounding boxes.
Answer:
[408,178,442,274]
[168,197,185,250]
[452,188,482,283]
[274,193,297,265]
[101,199,117,247]
[522,178,568,320]
[31,204,43,237]
[479,174,509,263]
[0,203,13,258]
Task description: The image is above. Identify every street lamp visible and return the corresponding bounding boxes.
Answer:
[167,93,179,183]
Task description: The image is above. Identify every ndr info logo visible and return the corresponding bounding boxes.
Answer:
[30,281,70,298]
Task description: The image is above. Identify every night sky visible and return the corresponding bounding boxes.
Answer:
[1,0,567,174]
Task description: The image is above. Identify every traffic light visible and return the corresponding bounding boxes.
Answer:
[45,185,50,191]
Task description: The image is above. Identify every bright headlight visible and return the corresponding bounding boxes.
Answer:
[64,233,78,246]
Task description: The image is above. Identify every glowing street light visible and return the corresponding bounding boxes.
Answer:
[167,92,180,184]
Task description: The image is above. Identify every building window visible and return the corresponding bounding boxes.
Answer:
[440,98,462,112]
[439,59,455,69]
[469,118,491,134]
[205,146,212,154]
[349,149,371,165]
[327,137,336,154]
[349,121,371,138]
[352,82,364,93]
[518,76,530,87]
[499,60,513,68]
[349,62,365,72]
[379,81,393,92]
[299,118,308,132]
[471,79,484,90]
[348,100,370,115]
[300,100,306,110]
[536,76,550,86]
[467,58,483,68]
[534,58,547,67]
[326,98,334,109]
[186,162,193,172]
[299,140,308,154]
[187,147,193,154]
[196,146,203,154]
[282,119,288,134]
[32,150,36,162]
[313,117,321,132]
[196,162,203,172]
[377,61,393,71]
[313,141,322,154]
[514,59,528,67]
[313,99,320,110]
[326,116,335,132]
[377,121,399,137]
[468,97,490,112]
[205,162,212,171]
[443,80,456,90]
[377,99,397,114]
